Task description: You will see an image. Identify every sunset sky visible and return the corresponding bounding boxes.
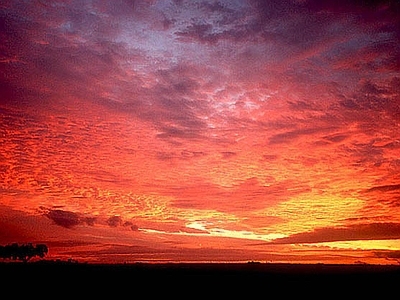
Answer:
[1,0,399,265]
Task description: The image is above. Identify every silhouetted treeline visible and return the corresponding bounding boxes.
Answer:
[0,243,48,262]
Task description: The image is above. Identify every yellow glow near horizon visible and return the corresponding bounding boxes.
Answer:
[316,239,400,251]
[186,221,286,241]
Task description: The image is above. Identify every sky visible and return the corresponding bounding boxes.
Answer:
[1,0,399,265]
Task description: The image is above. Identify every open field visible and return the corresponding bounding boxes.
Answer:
[2,261,399,285]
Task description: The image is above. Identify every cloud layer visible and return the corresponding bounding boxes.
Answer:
[1,0,399,264]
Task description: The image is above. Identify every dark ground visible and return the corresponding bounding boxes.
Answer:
[1,261,399,296]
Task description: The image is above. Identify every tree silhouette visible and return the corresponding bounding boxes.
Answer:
[0,243,49,262]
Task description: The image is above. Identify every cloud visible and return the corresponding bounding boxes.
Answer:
[107,216,122,227]
[168,177,310,213]
[1,2,217,142]
[221,151,237,159]
[46,209,81,228]
[1,2,132,104]
[83,217,97,226]
[321,133,349,144]
[0,205,87,246]
[341,80,400,114]
[1,0,399,264]
[156,150,207,161]
[268,126,338,145]
[172,0,252,44]
[130,224,139,231]
[374,250,400,261]
[362,184,400,207]
[269,222,400,244]
[365,184,400,193]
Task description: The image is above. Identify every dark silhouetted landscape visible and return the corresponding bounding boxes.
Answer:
[2,260,400,291]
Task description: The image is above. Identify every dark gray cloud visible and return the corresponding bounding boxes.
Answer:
[46,209,99,228]
[269,222,400,244]
[107,216,122,227]
[365,184,400,193]
[46,209,81,228]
